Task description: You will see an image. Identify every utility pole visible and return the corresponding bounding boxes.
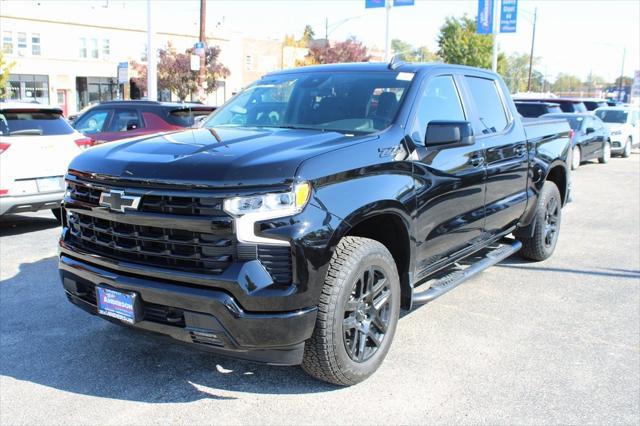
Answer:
[198,0,207,103]
[491,0,498,72]
[325,17,328,41]
[617,47,626,102]
[146,0,157,100]
[526,7,537,92]
[384,0,391,61]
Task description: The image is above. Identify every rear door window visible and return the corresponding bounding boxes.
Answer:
[73,109,111,134]
[464,76,509,134]
[0,110,74,136]
[108,109,144,132]
[547,105,562,114]
[410,75,465,144]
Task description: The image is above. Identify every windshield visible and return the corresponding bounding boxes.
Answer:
[204,71,414,134]
[595,109,628,124]
[0,110,74,136]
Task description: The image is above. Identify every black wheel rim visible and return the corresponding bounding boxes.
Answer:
[342,265,391,363]
[543,196,559,248]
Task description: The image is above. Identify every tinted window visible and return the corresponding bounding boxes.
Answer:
[0,110,74,136]
[595,109,628,124]
[548,105,562,114]
[411,75,465,143]
[168,108,215,127]
[205,71,413,134]
[515,103,546,118]
[465,76,508,134]
[108,109,143,132]
[73,109,110,134]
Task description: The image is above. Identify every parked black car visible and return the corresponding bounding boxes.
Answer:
[58,63,571,385]
[513,97,588,113]
[542,113,610,169]
[515,101,563,117]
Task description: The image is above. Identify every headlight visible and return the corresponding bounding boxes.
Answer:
[223,182,311,218]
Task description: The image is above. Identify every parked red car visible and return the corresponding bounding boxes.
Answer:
[71,101,216,143]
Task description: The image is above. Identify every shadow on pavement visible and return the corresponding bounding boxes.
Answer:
[0,257,338,403]
[496,261,640,279]
[0,213,60,237]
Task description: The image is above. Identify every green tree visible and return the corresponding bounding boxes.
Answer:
[391,39,438,62]
[613,76,633,87]
[551,73,582,93]
[0,52,15,99]
[302,25,315,44]
[437,15,493,68]
[498,53,537,93]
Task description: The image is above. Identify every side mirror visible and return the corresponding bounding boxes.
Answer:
[126,120,139,131]
[585,127,595,134]
[425,121,474,147]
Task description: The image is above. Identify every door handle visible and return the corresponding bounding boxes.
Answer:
[470,155,485,167]
[515,145,527,156]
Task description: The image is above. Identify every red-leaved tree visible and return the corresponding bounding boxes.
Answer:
[131,43,229,100]
[306,37,370,64]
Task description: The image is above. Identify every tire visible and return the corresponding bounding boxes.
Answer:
[51,208,62,222]
[622,137,632,158]
[518,181,562,261]
[571,145,581,170]
[301,236,401,386]
[598,141,611,164]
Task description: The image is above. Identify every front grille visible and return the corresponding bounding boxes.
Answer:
[258,245,293,284]
[68,212,235,274]
[68,180,224,216]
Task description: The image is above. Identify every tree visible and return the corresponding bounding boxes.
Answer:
[0,52,15,99]
[302,25,315,44]
[437,15,493,68]
[391,39,438,62]
[306,37,370,64]
[613,76,633,87]
[131,43,229,101]
[551,73,582,93]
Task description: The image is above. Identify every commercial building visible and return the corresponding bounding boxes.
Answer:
[0,1,288,115]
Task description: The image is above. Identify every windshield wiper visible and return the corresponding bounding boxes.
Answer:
[9,129,43,136]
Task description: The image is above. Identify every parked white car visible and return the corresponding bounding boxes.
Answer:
[0,103,94,218]
[594,106,640,157]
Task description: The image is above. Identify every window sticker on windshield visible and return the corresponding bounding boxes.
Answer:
[396,72,414,81]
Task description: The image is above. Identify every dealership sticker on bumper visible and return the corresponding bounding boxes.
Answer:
[96,287,136,324]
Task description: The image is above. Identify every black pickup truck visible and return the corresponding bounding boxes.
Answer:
[58,62,571,385]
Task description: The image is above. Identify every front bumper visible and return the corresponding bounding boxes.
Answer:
[60,254,317,365]
[0,191,63,216]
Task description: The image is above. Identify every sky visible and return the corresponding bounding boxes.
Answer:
[4,0,640,83]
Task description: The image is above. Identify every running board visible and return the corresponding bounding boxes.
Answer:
[411,239,522,305]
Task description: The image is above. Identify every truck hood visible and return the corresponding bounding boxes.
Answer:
[68,127,374,188]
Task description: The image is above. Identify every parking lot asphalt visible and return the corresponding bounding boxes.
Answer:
[1,153,639,425]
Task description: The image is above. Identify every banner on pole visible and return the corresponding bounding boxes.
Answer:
[393,0,414,6]
[477,0,494,34]
[500,0,518,33]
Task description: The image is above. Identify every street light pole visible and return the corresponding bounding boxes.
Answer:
[491,0,498,72]
[198,0,207,103]
[146,0,157,101]
[617,47,626,102]
[526,7,537,92]
[384,0,391,61]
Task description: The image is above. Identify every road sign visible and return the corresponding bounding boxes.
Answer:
[190,54,200,72]
[500,0,518,33]
[477,0,494,34]
[365,0,385,8]
[117,62,128,84]
[393,0,414,5]
[194,41,205,57]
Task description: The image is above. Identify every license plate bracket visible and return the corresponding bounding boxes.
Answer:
[96,287,140,324]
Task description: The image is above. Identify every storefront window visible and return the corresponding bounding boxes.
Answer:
[7,74,50,104]
[76,77,117,110]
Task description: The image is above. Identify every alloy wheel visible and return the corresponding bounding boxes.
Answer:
[572,146,581,169]
[343,265,392,362]
[543,195,559,247]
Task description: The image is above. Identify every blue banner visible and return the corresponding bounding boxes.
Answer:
[393,0,414,6]
[500,0,518,33]
[477,0,494,34]
[365,0,385,8]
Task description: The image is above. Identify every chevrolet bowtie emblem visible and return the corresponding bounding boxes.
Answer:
[99,190,141,213]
